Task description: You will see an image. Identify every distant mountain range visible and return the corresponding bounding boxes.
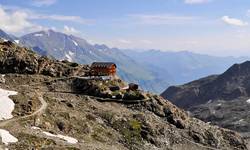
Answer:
[0,29,16,42]
[124,50,249,85]
[0,28,249,93]
[161,61,250,134]
[18,30,169,93]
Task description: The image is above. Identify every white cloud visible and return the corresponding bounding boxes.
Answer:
[141,40,153,44]
[31,14,93,25]
[184,0,211,4]
[118,39,132,44]
[221,16,248,27]
[246,10,250,17]
[128,14,197,25]
[63,26,80,35]
[0,4,93,34]
[31,0,57,7]
[0,6,43,33]
[0,5,93,35]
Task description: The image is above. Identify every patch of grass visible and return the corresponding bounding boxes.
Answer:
[10,133,56,149]
[123,91,145,100]
[100,111,114,123]
[129,119,142,131]
[112,119,143,147]
[123,119,142,144]
[91,126,108,143]
[112,90,120,96]
[92,132,106,143]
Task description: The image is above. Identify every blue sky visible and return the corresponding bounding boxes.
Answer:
[1,0,250,56]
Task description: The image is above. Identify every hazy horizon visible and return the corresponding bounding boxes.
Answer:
[1,0,250,57]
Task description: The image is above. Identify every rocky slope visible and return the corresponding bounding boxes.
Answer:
[0,40,248,149]
[0,39,88,77]
[161,61,250,137]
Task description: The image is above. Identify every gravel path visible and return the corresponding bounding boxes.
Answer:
[0,92,47,127]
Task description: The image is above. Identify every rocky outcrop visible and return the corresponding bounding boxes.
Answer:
[0,40,88,77]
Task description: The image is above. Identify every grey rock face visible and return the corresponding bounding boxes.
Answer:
[161,61,250,136]
[0,40,88,77]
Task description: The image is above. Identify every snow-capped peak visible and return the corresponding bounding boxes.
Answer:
[72,40,78,46]
[14,40,19,44]
[65,51,74,62]
[34,33,43,37]
[69,51,74,56]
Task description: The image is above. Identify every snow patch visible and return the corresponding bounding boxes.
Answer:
[97,48,108,51]
[45,30,50,36]
[43,131,78,144]
[34,33,43,37]
[234,119,246,125]
[69,51,74,56]
[0,129,18,145]
[31,127,78,144]
[246,99,250,104]
[65,51,75,62]
[0,74,5,84]
[211,110,216,115]
[0,88,17,120]
[72,40,78,46]
[14,40,19,44]
[239,119,244,122]
[207,100,212,104]
[217,103,222,106]
[65,54,73,62]
[31,126,41,130]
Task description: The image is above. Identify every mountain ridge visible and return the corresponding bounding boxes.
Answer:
[161,61,250,138]
[161,61,250,108]
[1,29,249,94]
[17,29,167,93]
[124,49,249,85]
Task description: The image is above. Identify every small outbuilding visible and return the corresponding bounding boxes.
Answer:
[109,86,120,91]
[129,83,139,91]
[90,62,117,76]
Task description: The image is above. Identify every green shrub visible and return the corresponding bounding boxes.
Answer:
[69,62,79,67]
[112,119,142,147]
[100,111,114,123]
[123,91,145,100]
